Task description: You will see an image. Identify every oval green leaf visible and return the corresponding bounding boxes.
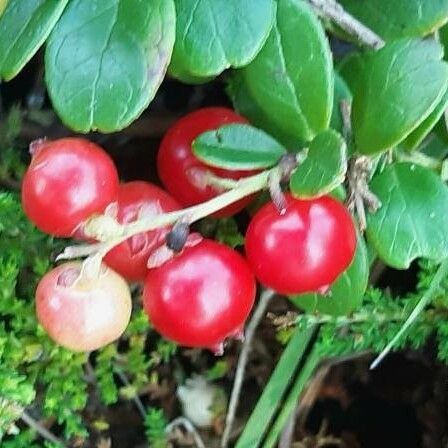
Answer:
[0,0,68,81]
[241,0,334,143]
[168,61,214,85]
[337,52,365,95]
[291,234,369,316]
[366,162,448,268]
[192,123,286,170]
[401,87,448,150]
[440,22,448,61]
[45,0,175,133]
[290,130,347,198]
[338,0,448,40]
[352,39,448,155]
[169,0,276,78]
[423,126,448,159]
[0,1,7,17]
[227,72,300,148]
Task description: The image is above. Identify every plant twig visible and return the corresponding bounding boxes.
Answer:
[221,289,276,448]
[20,411,66,447]
[113,368,146,419]
[346,156,381,231]
[370,257,448,369]
[58,168,272,263]
[307,0,385,49]
[340,100,352,143]
[268,309,406,329]
[166,417,206,448]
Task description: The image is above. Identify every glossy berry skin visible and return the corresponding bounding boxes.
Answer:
[36,262,132,352]
[104,181,180,281]
[245,195,357,295]
[22,138,119,237]
[157,107,255,217]
[143,239,256,352]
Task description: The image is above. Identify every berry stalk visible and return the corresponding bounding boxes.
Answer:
[57,166,276,264]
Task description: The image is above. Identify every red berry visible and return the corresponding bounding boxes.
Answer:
[103,181,180,281]
[143,239,256,353]
[36,262,132,352]
[245,195,357,295]
[157,107,255,217]
[22,138,119,237]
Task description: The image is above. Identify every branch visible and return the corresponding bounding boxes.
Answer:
[58,168,273,263]
[346,156,381,231]
[113,368,146,419]
[220,289,276,448]
[20,411,66,447]
[166,417,206,448]
[308,0,385,49]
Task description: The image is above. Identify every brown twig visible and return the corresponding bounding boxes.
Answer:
[113,368,146,419]
[20,411,66,447]
[346,156,381,231]
[340,100,352,143]
[308,0,385,49]
[341,100,381,232]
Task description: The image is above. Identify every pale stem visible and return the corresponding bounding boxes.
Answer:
[220,289,276,448]
[58,169,272,263]
[204,171,242,190]
[308,0,385,49]
[396,151,442,171]
[113,368,146,419]
[20,411,66,447]
[166,417,206,448]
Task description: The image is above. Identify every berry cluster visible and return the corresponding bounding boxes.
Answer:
[22,108,356,354]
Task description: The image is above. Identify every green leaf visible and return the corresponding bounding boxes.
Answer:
[338,0,448,40]
[440,22,448,60]
[235,325,316,448]
[262,347,320,448]
[145,408,168,448]
[352,39,448,155]
[0,1,8,17]
[330,72,352,133]
[329,184,347,202]
[291,234,369,316]
[45,0,175,132]
[366,162,448,268]
[214,218,245,249]
[401,87,448,150]
[227,72,300,148]
[169,0,275,78]
[193,123,286,170]
[370,256,448,369]
[290,130,347,198]
[168,62,214,85]
[337,52,365,94]
[241,0,334,143]
[417,120,448,159]
[0,0,68,81]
